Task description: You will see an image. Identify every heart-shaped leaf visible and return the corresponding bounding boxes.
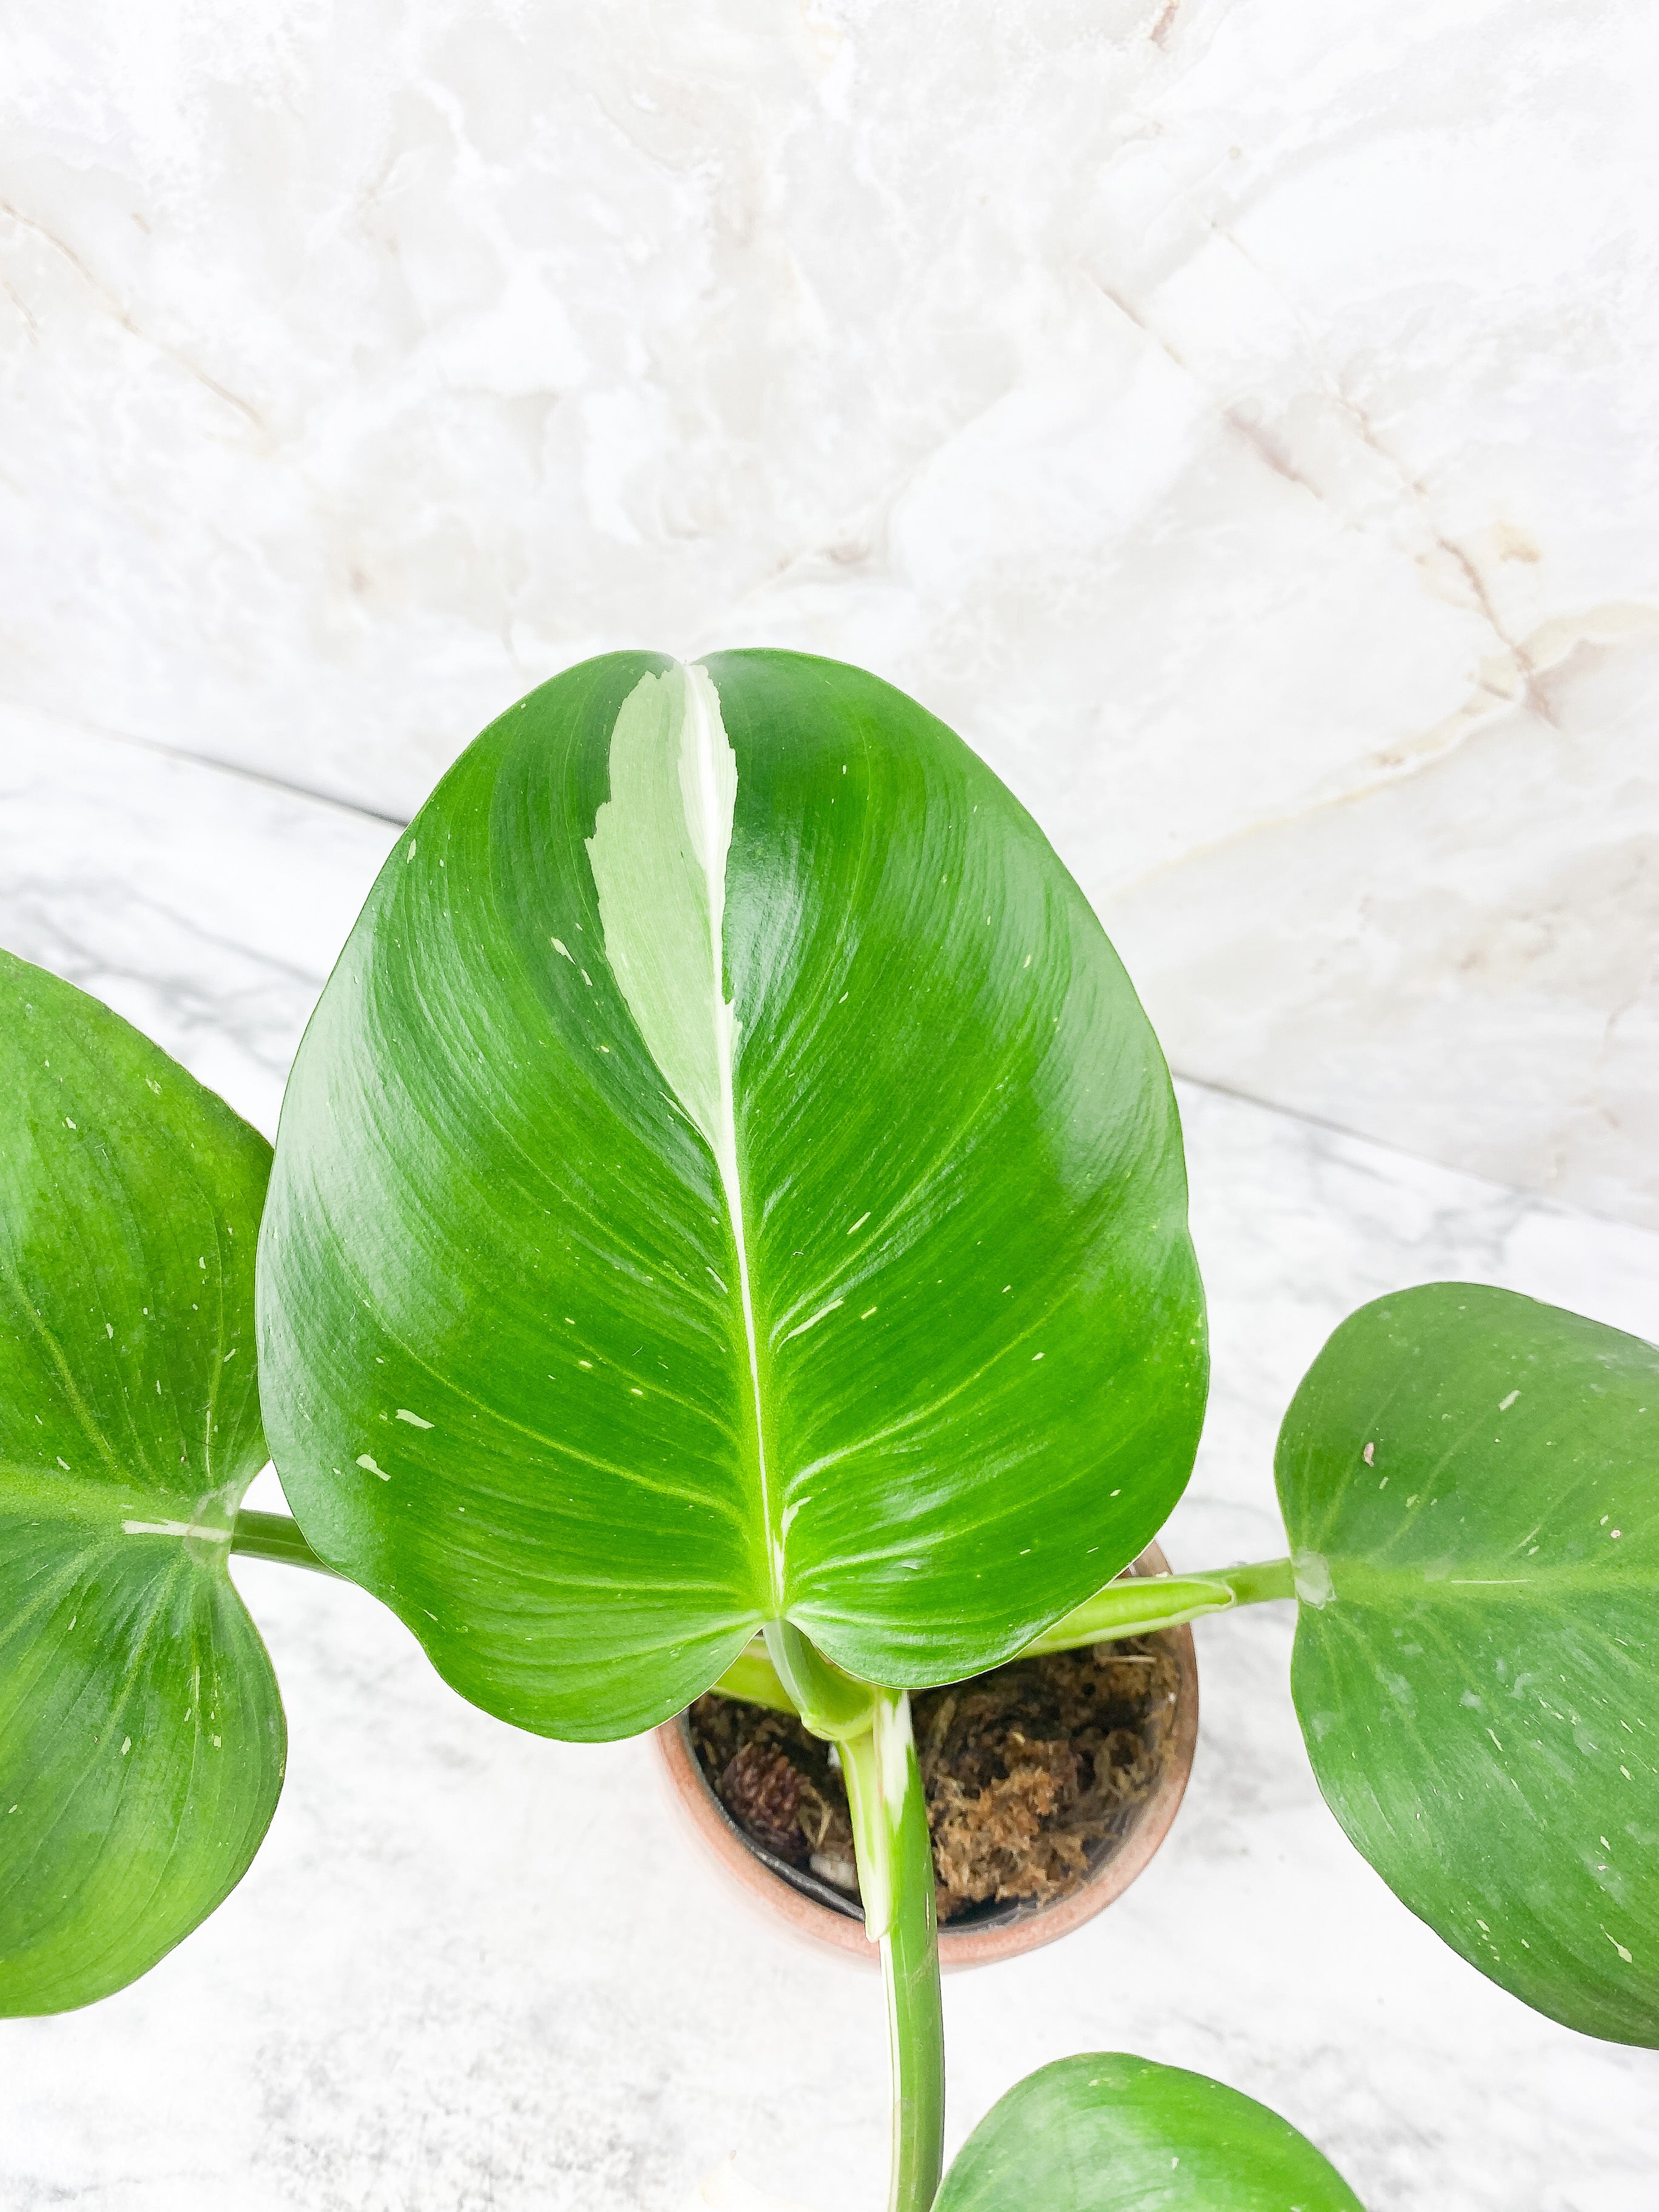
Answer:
[0,954,282,2015]
[933,2054,1365,2210]
[259,651,1205,1737]
[1279,1282,1659,2045]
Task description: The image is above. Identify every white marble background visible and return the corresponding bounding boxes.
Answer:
[4,0,1657,1223]
[3,2,1658,2207]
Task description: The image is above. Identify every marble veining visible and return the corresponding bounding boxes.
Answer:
[2,0,1656,1223]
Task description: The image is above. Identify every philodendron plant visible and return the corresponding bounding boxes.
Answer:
[2,652,1654,2211]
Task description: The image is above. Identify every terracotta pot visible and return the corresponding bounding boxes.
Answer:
[653,1543,1199,1969]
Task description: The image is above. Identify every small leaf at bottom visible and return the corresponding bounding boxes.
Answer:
[934,2053,1365,2211]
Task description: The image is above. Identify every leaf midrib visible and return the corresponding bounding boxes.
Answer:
[1318,1553,1659,1608]
[680,669,782,1615]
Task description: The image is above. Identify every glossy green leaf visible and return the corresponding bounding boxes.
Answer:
[259,650,1205,1738]
[1279,1282,1659,2045]
[933,2054,1365,2211]
[0,953,282,2015]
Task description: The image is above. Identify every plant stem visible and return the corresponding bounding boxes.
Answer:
[840,1702,945,2212]
[763,1619,883,1735]
[717,1556,1298,1713]
[230,1509,338,1576]
[763,1626,945,2212]
[1020,1555,1296,1655]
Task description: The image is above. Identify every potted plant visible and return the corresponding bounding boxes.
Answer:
[2,651,1652,2210]
[653,1529,1202,1971]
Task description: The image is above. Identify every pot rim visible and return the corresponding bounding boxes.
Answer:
[652,1542,1199,1970]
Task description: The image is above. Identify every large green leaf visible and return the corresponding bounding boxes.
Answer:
[259,650,1205,1738]
[1279,1282,1659,2045]
[933,2054,1365,2211]
[0,953,282,2015]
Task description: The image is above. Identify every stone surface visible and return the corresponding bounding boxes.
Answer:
[3,1,1657,1219]
[1,717,1655,2211]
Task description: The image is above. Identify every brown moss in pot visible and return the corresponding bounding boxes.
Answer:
[690,1635,1181,1923]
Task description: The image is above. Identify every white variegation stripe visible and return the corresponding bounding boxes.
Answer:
[122,1518,232,1543]
[588,662,783,1610]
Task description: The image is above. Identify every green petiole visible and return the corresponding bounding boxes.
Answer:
[764,1625,945,2212]
[230,1509,339,1576]
[716,1555,1297,1714]
[1021,1554,1296,1653]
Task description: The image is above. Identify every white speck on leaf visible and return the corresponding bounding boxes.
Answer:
[1500,1390,1520,1410]
[356,1454,389,1480]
